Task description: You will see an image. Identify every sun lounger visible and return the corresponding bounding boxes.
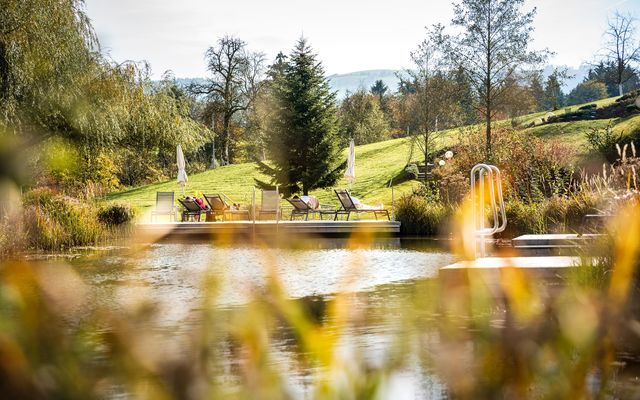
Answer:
[178,198,204,222]
[334,189,390,221]
[203,193,250,221]
[258,189,281,220]
[150,192,176,221]
[287,196,336,220]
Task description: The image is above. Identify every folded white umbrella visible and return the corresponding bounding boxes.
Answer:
[344,139,356,187]
[176,144,188,196]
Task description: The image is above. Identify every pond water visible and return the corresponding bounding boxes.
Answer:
[66,237,456,398]
[56,237,640,398]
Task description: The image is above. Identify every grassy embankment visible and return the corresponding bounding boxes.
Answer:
[107,95,640,213]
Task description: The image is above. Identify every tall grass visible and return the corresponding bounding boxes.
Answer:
[2,201,640,398]
[18,189,136,252]
[395,194,451,236]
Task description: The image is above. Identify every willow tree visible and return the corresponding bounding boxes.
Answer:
[434,0,548,159]
[258,39,343,196]
[0,0,97,134]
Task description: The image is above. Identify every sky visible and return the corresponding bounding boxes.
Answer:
[84,0,640,79]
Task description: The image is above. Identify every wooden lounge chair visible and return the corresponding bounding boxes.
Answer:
[203,194,228,221]
[258,189,281,220]
[334,189,390,221]
[150,192,176,221]
[287,196,336,220]
[203,194,249,221]
[177,198,204,222]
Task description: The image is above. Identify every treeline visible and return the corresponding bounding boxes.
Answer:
[3,0,640,194]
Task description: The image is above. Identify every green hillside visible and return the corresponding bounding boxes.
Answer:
[107,137,416,212]
[107,95,640,213]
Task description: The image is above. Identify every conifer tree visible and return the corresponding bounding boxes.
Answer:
[257,38,343,196]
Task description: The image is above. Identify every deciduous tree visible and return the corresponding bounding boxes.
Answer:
[191,36,265,167]
[434,0,548,159]
[603,12,640,97]
[339,89,389,145]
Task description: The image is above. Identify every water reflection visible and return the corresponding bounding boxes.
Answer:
[67,238,454,398]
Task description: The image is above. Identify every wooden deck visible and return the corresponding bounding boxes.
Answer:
[137,220,401,239]
[512,234,602,256]
[439,256,593,303]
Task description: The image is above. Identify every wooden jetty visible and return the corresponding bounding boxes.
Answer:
[439,256,589,299]
[512,233,602,256]
[136,220,401,240]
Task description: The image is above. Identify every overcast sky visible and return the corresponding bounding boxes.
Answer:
[85,0,640,79]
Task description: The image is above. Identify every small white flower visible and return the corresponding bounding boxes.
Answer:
[438,159,446,167]
[445,150,453,159]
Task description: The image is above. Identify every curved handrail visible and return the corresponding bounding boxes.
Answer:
[471,163,507,257]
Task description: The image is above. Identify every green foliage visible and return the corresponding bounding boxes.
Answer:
[567,80,609,106]
[97,202,136,226]
[587,60,640,97]
[443,126,576,201]
[541,68,571,111]
[395,190,450,236]
[259,38,343,195]
[389,164,419,187]
[435,0,548,158]
[584,122,623,163]
[370,79,388,105]
[22,189,104,250]
[501,198,545,237]
[339,89,389,145]
[0,2,208,191]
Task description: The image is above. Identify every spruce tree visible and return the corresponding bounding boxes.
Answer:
[258,38,343,196]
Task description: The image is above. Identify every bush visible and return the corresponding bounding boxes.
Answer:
[565,190,601,231]
[395,194,450,236]
[438,127,576,202]
[542,196,570,233]
[501,198,545,238]
[585,123,623,163]
[404,164,419,180]
[22,189,104,250]
[98,202,137,226]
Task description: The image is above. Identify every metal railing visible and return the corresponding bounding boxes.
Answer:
[471,164,507,258]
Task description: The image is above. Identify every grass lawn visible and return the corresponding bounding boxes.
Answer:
[107,137,419,213]
[107,95,640,214]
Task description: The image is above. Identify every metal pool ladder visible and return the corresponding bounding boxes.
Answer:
[471,164,507,257]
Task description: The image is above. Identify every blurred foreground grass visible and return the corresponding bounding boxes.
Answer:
[2,200,640,399]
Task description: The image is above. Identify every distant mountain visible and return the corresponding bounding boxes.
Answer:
[327,70,402,99]
[173,65,590,101]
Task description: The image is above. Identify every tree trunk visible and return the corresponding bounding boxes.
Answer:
[222,115,231,165]
[424,132,429,166]
[619,83,624,97]
[209,138,216,169]
[485,113,492,161]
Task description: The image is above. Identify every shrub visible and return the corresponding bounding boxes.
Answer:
[565,190,601,231]
[585,123,623,163]
[395,194,450,236]
[437,126,576,202]
[501,198,545,238]
[22,189,104,250]
[404,164,419,180]
[542,196,570,233]
[98,202,136,226]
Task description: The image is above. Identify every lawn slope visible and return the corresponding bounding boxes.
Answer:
[108,95,640,211]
